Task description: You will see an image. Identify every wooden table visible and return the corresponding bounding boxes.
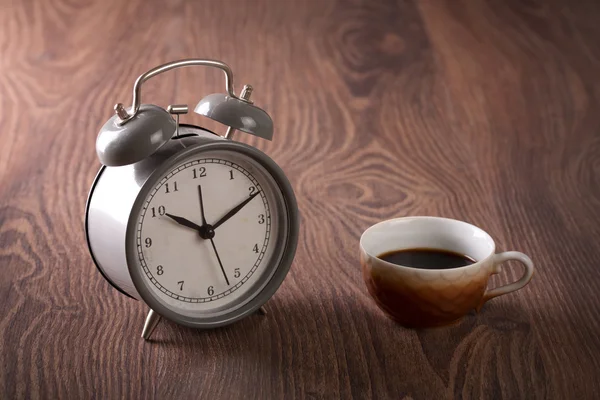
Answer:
[1,0,599,398]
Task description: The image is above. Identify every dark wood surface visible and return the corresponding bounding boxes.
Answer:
[1,0,599,398]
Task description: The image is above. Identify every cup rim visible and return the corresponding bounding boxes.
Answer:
[359,216,496,272]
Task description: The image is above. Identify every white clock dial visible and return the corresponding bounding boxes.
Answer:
[134,150,284,315]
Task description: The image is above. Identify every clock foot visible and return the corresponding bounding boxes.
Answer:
[141,309,162,340]
[258,306,267,316]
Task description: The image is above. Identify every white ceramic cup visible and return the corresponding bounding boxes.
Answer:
[360,217,534,328]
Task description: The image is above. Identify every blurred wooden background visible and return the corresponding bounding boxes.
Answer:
[1,0,599,398]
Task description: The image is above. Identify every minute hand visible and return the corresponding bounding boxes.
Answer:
[212,191,260,230]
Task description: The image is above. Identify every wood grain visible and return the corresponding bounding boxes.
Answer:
[1,0,599,398]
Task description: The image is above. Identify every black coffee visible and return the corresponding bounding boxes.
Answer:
[378,248,476,270]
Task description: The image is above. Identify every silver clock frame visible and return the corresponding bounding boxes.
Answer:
[85,126,299,333]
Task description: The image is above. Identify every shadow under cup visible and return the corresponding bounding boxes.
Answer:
[360,217,497,328]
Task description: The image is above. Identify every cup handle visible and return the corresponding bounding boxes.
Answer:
[480,251,535,306]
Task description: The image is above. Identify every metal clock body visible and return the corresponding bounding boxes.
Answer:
[86,59,298,339]
[86,126,299,331]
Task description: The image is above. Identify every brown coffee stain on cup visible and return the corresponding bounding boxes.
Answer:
[361,252,491,328]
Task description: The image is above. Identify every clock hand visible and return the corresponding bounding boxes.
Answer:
[164,213,203,231]
[198,185,207,226]
[198,184,229,285]
[212,191,261,230]
[209,238,230,286]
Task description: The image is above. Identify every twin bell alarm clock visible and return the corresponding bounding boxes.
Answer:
[85,59,299,340]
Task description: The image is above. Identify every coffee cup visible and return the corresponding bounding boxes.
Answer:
[359,217,534,328]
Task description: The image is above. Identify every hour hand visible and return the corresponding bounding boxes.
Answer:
[164,213,203,231]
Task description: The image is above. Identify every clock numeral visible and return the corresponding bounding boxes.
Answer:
[145,238,152,247]
[249,186,256,195]
[234,268,241,278]
[151,206,166,218]
[258,214,265,224]
[165,182,178,193]
[177,280,184,290]
[156,265,164,275]
[253,243,259,253]
[193,167,207,179]
[207,286,214,296]
[229,170,234,180]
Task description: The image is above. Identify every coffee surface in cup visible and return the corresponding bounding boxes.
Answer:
[378,248,476,270]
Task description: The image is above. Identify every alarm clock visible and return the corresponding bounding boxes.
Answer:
[85,59,299,340]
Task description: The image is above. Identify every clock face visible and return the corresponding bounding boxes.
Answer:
[132,149,287,316]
